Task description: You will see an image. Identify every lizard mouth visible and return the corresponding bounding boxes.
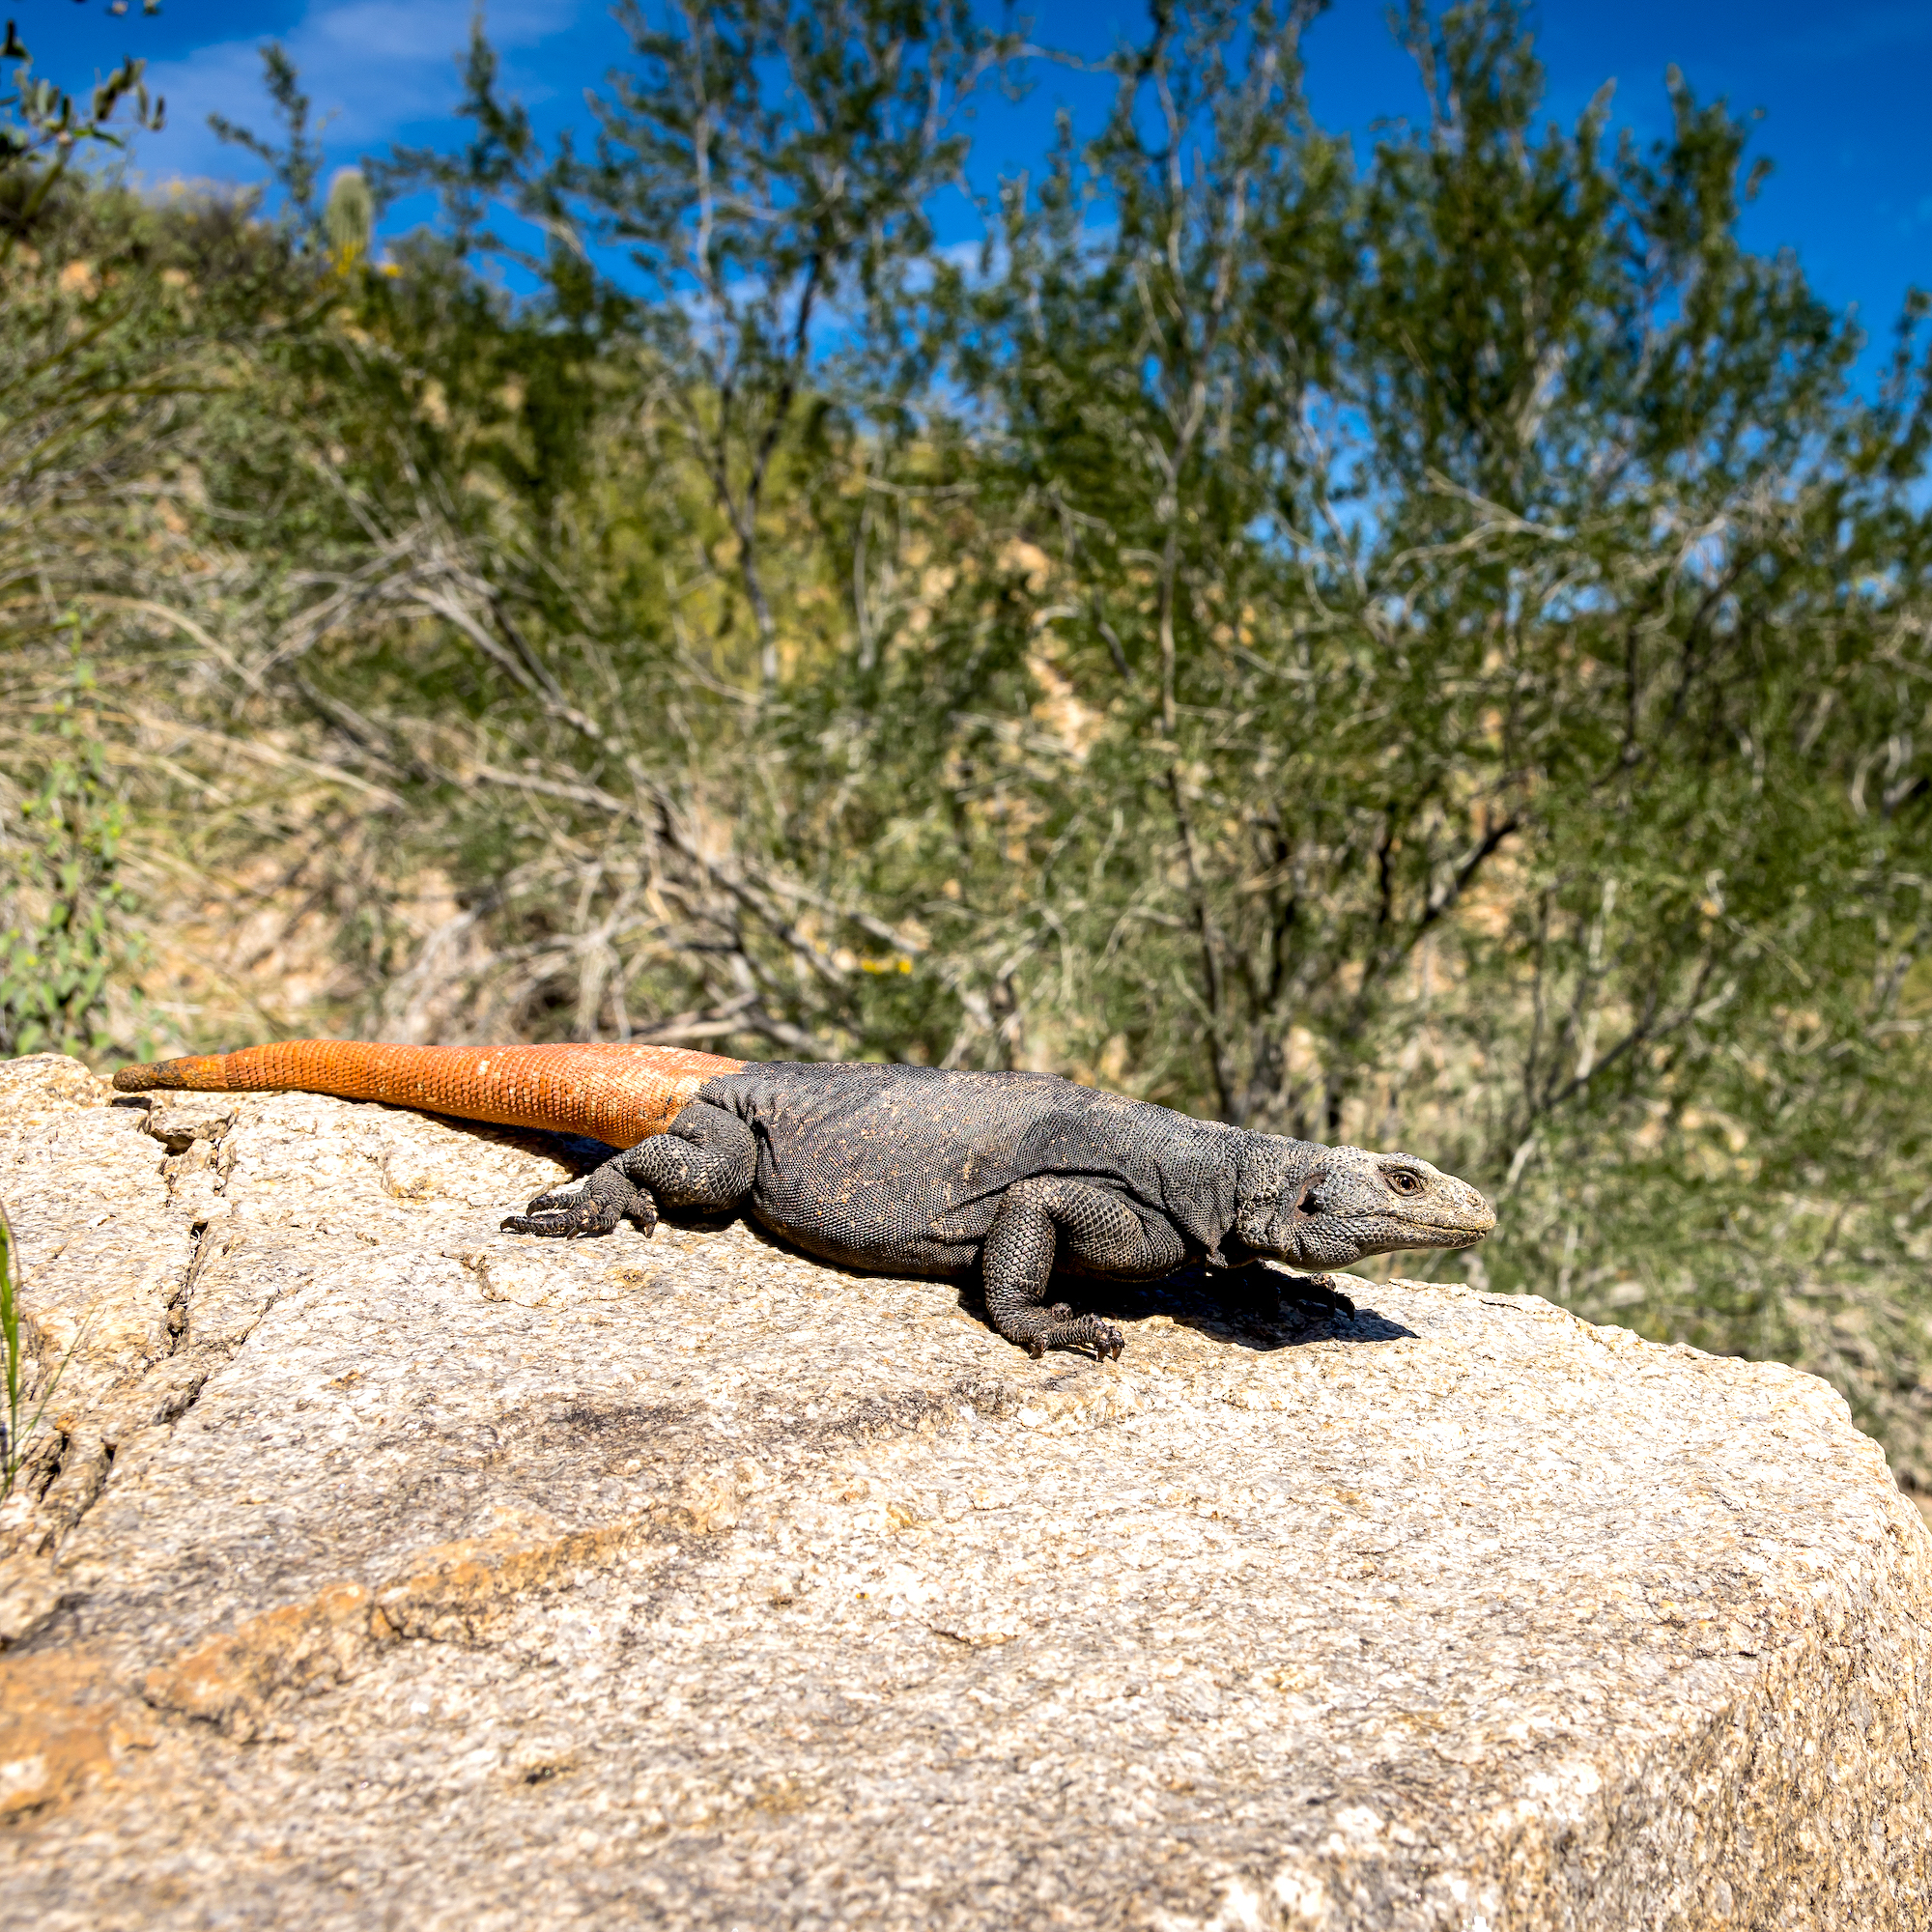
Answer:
[1387,1206,1495,1248]
[1405,1224,1489,1250]
[1319,1205,1494,1254]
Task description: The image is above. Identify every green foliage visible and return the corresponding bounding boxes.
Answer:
[0,652,142,1059]
[0,1202,22,1497]
[387,0,1019,687]
[0,1201,83,1500]
[0,14,163,251]
[210,43,323,234]
[0,22,163,145]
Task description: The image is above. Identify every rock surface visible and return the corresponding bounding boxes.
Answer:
[0,1051,1927,1931]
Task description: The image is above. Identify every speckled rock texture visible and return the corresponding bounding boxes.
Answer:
[0,1052,1925,1931]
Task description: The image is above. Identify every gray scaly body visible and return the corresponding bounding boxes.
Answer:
[505,1062,1496,1358]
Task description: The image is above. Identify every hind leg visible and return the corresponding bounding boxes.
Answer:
[980,1178,1184,1358]
[503,1102,756,1238]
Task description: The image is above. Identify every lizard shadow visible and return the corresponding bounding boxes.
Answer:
[514,1129,1415,1352]
[996,1263,1418,1352]
[492,1124,630,1174]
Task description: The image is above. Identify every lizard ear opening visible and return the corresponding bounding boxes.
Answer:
[1236,1133,1323,1259]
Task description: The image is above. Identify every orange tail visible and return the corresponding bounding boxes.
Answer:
[111,1039,747,1149]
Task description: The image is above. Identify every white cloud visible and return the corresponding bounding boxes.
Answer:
[125,0,586,191]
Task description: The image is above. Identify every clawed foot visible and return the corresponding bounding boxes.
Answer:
[1279,1270,1354,1321]
[501,1178,655,1239]
[501,1192,622,1237]
[1017,1305,1124,1361]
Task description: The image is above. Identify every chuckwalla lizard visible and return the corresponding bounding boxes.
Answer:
[114,1041,1495,1358]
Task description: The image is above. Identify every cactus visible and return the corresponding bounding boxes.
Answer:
[325,166,373,270]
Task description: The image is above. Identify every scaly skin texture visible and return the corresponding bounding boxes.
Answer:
[114,1039,744,1149]
[114,1042,1496,1358]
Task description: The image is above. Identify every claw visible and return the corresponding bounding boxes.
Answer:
[1307,1272,1353,1319]
[1277,1271,1353,1321]
[500,1196,622,1238]
[501,1211,567,1237]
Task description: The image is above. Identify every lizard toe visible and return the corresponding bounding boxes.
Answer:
[501,1210,565,1237]
[1278,1271,1354,1322]
[1303,1273,1354,1320]
[1029,1312,1126,1360]
[501,1197,624,1238]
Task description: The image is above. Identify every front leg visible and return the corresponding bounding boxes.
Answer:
[980,1178,1184,1359]
[502,1103,756,1238]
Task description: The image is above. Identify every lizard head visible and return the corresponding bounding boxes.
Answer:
[1236,1135,1495,1271]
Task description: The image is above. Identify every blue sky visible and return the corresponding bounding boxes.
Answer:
[21,0,1932,359]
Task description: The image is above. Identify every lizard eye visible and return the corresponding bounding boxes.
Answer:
[1385,1169,1423,1196]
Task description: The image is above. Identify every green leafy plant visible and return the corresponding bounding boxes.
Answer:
[0,649,142,1059]
[0,1203,82,1500]
[0,14,164,265]
[210,42,324,237]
